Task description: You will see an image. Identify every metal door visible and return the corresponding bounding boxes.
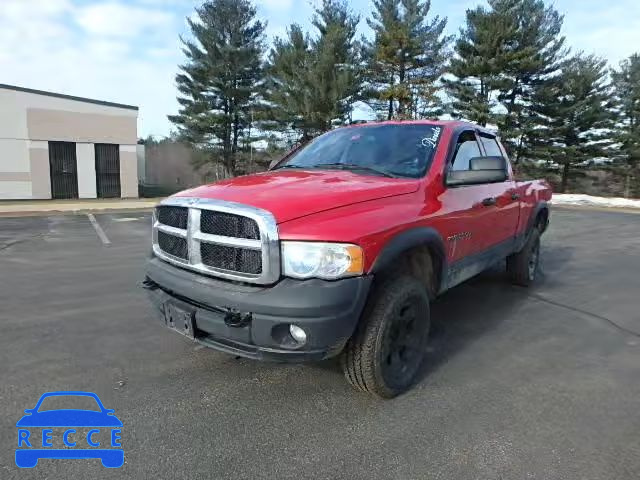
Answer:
[95,144,121,198]
[477,133,519,250]
[49,142,78,199]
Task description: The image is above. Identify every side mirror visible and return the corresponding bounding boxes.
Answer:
[446,156,507,186]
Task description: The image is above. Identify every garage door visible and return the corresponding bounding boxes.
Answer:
[95,144,121,198]
[49,142,78,199]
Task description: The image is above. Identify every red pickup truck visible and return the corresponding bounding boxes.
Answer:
[143,120,551,398]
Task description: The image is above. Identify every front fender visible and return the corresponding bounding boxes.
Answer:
[369,227,448,293]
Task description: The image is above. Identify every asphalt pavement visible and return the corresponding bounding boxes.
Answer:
[1,209,639,479]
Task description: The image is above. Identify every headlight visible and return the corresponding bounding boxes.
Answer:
[281,241,364,279]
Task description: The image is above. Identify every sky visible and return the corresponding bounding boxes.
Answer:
[1,0,638,138]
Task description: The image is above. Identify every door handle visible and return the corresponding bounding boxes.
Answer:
[482,197,497,206]
[511,192,520,201]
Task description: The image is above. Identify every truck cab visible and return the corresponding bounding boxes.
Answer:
[143,120,551,398]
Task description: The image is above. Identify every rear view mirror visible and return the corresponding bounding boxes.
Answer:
[446,156,507,186]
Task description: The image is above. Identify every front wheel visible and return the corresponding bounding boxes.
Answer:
[507,228,541,286]
[341,275,430,398]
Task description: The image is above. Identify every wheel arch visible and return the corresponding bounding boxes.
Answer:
[369,227,447,298]
[528,201,550,233]
[514,201,549,252]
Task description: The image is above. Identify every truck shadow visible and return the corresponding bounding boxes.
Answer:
[418,264,520,382]
[417,244,572,383]
[313,265,526,382]
[535,245,573,288]
[297,244,572,391]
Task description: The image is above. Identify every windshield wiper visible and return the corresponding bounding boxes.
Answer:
[313,163,397,178]
[272,164,307,170]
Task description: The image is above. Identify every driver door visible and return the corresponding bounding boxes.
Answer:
[438,129,492,264]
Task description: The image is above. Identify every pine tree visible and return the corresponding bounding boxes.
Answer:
[364,0,451,120]
[444,4,513,126]
[497,0,566,159]
[265,25,316,140]
[311,0,361,125]
[445,0,565,158]
[168,0,265,176]
[611,53,640,196]
[265,0,360,140]
[529,55,615,193]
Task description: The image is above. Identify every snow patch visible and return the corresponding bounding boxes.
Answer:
[552,194,640,209]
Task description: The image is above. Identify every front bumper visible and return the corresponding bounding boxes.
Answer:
[143,257,372,362]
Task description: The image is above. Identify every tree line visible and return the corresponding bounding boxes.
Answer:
[169,0,640,194]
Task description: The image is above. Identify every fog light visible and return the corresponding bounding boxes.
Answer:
[289,325,307,344]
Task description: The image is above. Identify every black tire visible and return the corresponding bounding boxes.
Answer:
[507,228,541,287]
[340,275,430,398]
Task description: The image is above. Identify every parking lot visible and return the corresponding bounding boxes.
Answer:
[1,208,639,479]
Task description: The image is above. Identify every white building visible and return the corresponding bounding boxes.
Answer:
[0,84,139,200]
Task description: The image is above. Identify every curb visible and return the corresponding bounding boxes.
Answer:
[0,207,155,218]
[3,204,639,218]
[552,204,640,215]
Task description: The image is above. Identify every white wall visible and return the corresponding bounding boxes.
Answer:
[0,90,28,141]
[120,145,139,198]
[0,88,137,134]
[0,139,30,172]
[76,143,97,199]
[0,138,31,199]
[0,86,139,199]
[0,181,31,199]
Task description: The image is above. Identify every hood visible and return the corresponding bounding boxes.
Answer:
[174,170,420,223]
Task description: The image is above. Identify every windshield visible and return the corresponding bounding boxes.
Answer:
[276,124,442,178]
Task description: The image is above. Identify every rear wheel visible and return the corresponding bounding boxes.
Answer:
[341,275,430,398]
[507,228,541,286]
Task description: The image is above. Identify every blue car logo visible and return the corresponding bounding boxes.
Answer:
[15,391,123,468]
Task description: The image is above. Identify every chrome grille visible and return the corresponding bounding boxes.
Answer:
[200,243,262,274]
[200,210,259,239]
[152,198,279,284]
[157,230,188,259]
[157,206,188,229]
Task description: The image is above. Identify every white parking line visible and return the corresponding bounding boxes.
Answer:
[112,217,144,223]
[87,213,111,245]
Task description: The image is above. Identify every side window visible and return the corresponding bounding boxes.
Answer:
[451,131,482,171]
[480,136,503,157]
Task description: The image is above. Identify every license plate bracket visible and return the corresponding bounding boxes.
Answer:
[164,302,196,340]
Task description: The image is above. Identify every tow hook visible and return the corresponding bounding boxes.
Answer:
[224,308,252,328]
[140,278,158,290]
